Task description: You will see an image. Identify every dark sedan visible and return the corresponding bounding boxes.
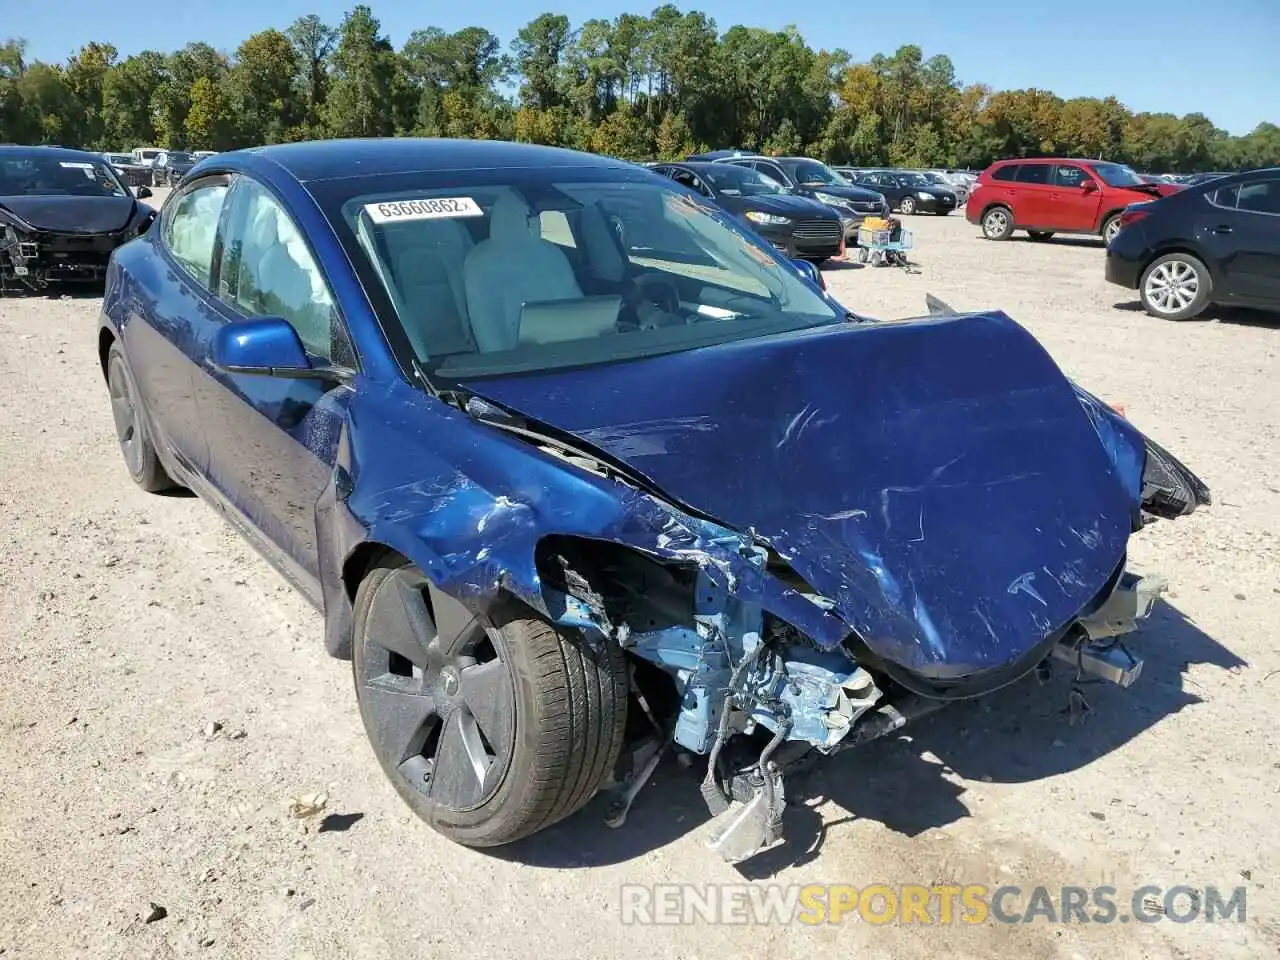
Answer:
[0,145,155,292]
[691,153,889,240]
[650,161,844,261]
[842,169,958,215]
[1105,167,1280,320]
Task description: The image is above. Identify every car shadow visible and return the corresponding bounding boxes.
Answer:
[495,597,1243,872]
[821,259,865,272]
[1016,235,1105,248]
[1113,300,1280,327]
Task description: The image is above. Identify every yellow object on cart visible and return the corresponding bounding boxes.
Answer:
[861,216,890,232]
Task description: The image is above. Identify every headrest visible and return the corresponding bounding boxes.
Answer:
[487,192,536,242]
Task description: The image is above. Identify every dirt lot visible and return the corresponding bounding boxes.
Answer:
[1,201,1277,960]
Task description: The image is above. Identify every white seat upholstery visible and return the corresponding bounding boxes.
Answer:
[383,219,475,357]
[463,193,583,353]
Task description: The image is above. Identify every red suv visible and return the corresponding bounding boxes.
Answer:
[966,158,1182,244]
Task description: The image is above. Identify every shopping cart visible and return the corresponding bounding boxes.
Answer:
[855,218,914,267]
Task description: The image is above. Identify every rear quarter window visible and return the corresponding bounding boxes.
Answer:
[991,165,1020,182]
[1015,165,1052,184]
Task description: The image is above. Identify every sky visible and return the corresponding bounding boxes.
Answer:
[4,0,1277,136]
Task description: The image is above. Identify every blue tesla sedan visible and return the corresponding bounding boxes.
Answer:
[97,138,1209,862]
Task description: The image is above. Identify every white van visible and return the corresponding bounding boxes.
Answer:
[130,147,162,167]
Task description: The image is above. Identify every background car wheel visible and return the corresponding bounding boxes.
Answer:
[1102,215,1123,245]
[1139,253,1211,321]
[106,341,176,493]
[353,559,629,847]
[1027,231,1054,242]
[900,196,916,215]
[981,206,1014,240]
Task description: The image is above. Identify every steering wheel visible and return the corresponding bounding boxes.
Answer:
[622,271,683,330]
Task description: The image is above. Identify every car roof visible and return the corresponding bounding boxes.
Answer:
[990,157,1118,166]
[230,137,643,183]
[0,144,107,163]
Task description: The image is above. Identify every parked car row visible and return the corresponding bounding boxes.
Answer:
[99,147,218,187]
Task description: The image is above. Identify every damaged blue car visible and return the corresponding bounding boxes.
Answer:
[97,139,1211,863]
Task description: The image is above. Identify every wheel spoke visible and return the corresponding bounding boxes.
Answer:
[363,675,438,765]
[366,571,438,666]
[458,658,514,760]
[429,707,493,809]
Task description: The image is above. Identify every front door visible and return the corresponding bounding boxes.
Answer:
[1218,178,1280,304]
[188,175,358,593]
[1049,164,1104,232]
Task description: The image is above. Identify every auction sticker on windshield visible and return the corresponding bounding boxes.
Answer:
[364,198,483,224]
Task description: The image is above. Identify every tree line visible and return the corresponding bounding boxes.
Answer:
[2,4,1277,172]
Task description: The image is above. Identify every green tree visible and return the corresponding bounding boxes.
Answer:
[101,52,166,148]
[64,42,117,147]
[186,75,233,149]
[230,29,299,144]
[512,13,571,111]
[286,13,336,132]
[324,5,397,138]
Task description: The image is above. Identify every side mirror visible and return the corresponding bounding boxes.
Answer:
[791,258,826,290]
[213,317,317,378]
[134,185,152,199]
[1080,179,1098,194]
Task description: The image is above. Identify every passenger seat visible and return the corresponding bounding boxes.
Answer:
[380,219,476,358]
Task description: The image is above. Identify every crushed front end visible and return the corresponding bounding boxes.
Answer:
[0,207,152,293]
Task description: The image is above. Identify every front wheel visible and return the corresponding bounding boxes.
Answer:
[1102,215,1123,245]
[1139,253,1211,321]
[899,196,917,215]
[353,560,629,847]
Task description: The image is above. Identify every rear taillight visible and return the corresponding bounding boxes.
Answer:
[1119,208,1149,228]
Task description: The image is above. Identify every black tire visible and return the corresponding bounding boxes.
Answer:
[1101,214,1123,245]
[106,341,176,493]
[1139,253,1212,321]
[981,205,1014,240]
[1027,231,1054,242]
[353,559,629,847]
[899,196,917,215]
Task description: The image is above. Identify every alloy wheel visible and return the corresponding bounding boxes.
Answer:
[983,209,1009,238]
[1104,218,1122,244]
[901,197,916,215]
[107,356,144,478]
[356,568,515,812]
[1144,260,1200,316]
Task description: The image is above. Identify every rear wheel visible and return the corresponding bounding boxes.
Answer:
[981,206,1014,240]
[900,196,917,215]
[1139,253,1211,321]
[352,559,629,847]
[1027,231,1055,242]
[106,341,176,493]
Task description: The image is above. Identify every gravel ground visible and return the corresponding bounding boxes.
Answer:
[0,203,1277,959]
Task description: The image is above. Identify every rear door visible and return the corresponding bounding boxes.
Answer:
[1049,163,1103,231]
[187,174,359,596]
[1011,163,1056,227]
[1214,178,1280,304]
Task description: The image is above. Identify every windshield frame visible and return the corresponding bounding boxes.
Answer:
[308,165,846,385]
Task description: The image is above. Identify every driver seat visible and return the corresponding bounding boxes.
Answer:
[463,193,582,353]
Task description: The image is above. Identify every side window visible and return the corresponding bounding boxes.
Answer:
[1211,184,1239,208]
[1237,180,1280,215]
[991,165,1020,182]
[1015,164,1051,185]
[1053,165,1089,188]
[162,182,229,287]
[217,178,347,363]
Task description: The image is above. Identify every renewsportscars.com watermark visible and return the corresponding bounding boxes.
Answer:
[620,884,1248,926]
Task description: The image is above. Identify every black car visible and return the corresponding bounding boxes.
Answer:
[0,145,155,292]
[650,161,844,261]
[1105,167,1280,320]
[842,169,958,215]
[690,153,889,239]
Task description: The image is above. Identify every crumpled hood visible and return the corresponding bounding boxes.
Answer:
[0,195,137,234]
[461,312,1135,678]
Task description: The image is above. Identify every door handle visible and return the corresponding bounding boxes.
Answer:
[1212,225,1233,235]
